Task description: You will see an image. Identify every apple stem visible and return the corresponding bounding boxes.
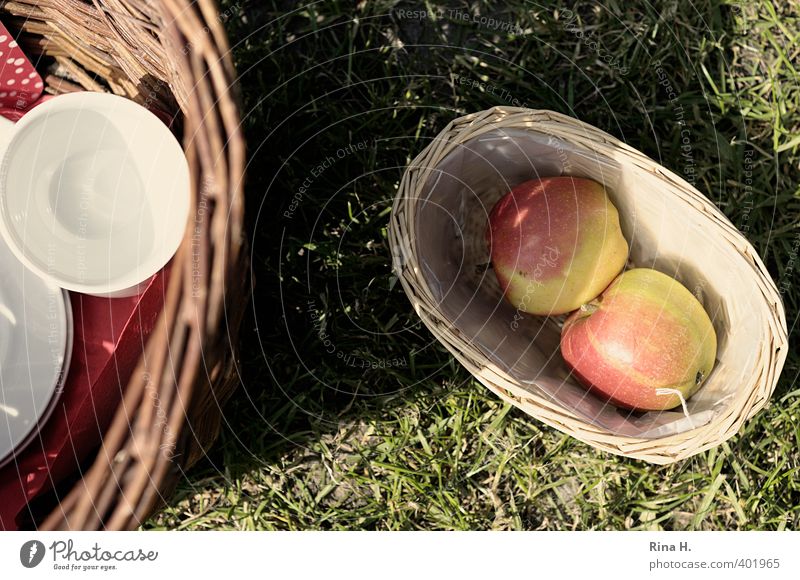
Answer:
[655,387,693,427]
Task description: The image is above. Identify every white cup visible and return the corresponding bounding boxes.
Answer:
[0,92,189,297]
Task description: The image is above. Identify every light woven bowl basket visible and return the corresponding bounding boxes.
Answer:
[389,106,788,465]
[1,0,246,527]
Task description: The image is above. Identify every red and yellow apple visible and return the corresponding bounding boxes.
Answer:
[486,177,628,316]
[560,268,717,411]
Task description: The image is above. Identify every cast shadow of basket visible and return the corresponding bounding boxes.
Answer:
[164,0,798,521]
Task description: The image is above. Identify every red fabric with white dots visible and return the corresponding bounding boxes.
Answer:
[0,22,43,112]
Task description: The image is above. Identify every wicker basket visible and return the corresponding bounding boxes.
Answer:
[0,0,246,527]
[389,106,788,465]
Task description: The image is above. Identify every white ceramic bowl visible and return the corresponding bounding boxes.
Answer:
[0,92,189,296]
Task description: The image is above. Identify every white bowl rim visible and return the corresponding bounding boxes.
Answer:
[0,91,189,294]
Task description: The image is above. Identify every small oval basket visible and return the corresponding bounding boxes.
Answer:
[389,106,788,464]
[2,0,246,527]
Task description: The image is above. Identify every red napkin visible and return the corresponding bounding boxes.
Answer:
[0,268,169,530]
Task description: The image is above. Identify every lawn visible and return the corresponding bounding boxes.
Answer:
[144,0,799,530]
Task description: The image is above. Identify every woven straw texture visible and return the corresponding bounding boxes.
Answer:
[389,106,788,465]
[1,0,246,528]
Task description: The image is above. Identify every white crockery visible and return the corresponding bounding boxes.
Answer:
[0,92,189,297]
[0,230,71,469]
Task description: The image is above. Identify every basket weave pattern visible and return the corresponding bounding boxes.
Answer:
[1,0,246,528]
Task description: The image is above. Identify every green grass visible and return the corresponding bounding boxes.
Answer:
[143,0,800,530]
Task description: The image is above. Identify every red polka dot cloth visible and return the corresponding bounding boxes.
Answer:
[0,21,44,121]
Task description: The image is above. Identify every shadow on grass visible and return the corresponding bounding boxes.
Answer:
[155,0,799,530]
